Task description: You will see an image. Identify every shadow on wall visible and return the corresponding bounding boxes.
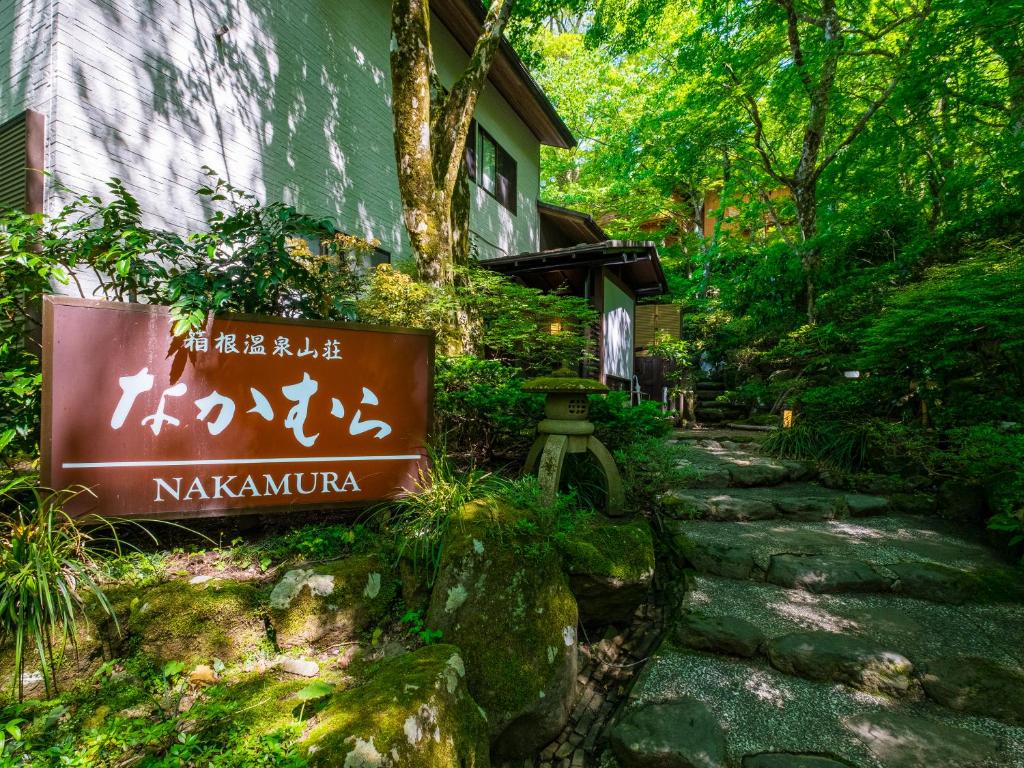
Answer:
[52,0,404,253]
[0,0,52,121]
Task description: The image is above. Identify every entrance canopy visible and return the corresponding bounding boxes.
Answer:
[484,240,668,298]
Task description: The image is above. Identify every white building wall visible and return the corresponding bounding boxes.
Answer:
[602,275,635,382]
[3,0,541,262]
[1,0,55,119]
[47,0,408,254]
[1,0,57,177]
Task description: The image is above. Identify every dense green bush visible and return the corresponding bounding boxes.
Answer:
[433,356,543,462]
[589,391,673,452]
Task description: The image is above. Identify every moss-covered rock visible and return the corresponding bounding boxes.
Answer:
[425,501,579,759]
[0,621,105,705]
[560,519,655,626]
[116,578,268,667]
[304,644,489,768]
[268,553,399,650]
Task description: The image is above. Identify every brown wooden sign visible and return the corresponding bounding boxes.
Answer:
[42,297,433,518]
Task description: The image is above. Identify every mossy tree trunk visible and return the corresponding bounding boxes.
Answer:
[390,0,514,291]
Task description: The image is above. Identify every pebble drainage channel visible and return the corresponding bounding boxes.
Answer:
[512,517,685,768]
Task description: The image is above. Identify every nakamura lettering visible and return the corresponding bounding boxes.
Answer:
[153,471,361,502]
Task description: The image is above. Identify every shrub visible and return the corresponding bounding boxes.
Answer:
[857,244,1024,429]
[433,356,543,462]
[589,391,673,452]
[0,481,117,701]
[614,438,698,512]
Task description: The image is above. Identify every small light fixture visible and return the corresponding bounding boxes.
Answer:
[549,320,563,334]
[783,409,794,429]
[843,370,861,379]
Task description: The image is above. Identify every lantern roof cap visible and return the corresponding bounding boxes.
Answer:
[522,371,609,394]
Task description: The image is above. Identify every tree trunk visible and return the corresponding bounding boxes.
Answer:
[390,0,514,291]
[790,178,819,321]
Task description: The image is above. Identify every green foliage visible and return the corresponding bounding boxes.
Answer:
[377,450,504,586]
[613,438,698,512]
[857,245,1024,428]
[493,474,596,538]
[358,262,596,370]
[457,265,596,371]
[231,523,373,571]
[433,356,543,461]
[399,609,443,645]
[589,391,673,452]
[646,331,693,394]
[0,482,116,701]
[1,666,307,767]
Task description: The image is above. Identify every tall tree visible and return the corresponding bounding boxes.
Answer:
[710,0,933,319]
[390,0,515,288]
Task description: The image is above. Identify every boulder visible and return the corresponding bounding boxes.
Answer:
[115,579,267,667]
[560,519,656,626]
[765,631,914,696]
[725,460,791,488]
[675,613,764,658]
[844,711,1002,767]
[889,562,978,605]
[426,501,578,759]
[269,553,398,649]
[743,755,853,768]
[610,698,727,768]
[843,494,890,517]
[664,491,776,522]
[920,656,1024,724]
[766,555,892,594]
[305,644,489,768]
[678,536,756,580]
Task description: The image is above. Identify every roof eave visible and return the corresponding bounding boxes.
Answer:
[431,0,576,148]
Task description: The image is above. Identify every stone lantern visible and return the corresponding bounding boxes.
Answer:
[522,371,625,515]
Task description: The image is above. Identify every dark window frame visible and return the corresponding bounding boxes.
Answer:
[465,121,517,216]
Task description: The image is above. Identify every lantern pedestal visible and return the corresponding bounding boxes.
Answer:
[521,374,625,516]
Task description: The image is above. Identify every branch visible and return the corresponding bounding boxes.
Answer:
[723,63,792,186]
[814,75,900,179]
[775,0,814,96]
[435,0,516,196]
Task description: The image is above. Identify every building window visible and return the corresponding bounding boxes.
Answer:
[465,121,517,215]
[479,130,498,196]
[367,247,391,268]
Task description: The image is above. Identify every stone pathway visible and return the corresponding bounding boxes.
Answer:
[611,431,1024,768]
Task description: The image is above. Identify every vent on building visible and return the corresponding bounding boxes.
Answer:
[0,110,43,212]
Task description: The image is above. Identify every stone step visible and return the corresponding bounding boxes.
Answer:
[662,484,888,522]
[696,412,749,425]
[695,381,726,392]
[618,648,1019,767]
[672,441,814,488]
[673,516,1020,605]
[675,576,1024,722]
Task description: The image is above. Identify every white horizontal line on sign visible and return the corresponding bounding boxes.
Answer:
[62,455,423,469]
